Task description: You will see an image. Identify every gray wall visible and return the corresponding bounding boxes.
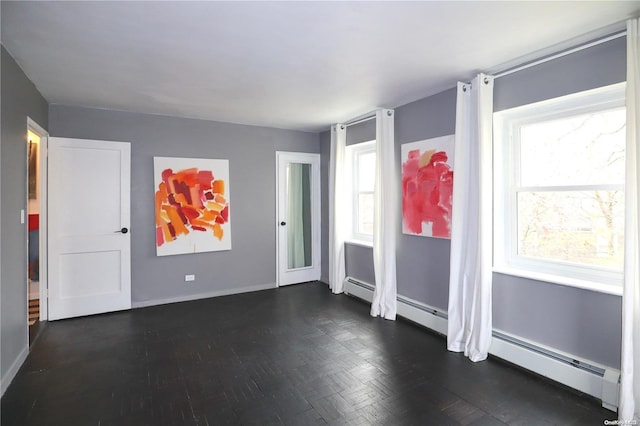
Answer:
[1,45,49,382]
[331,89,457,310]
[346,120,376,146]
[49,105,319,305]
[394,89,457,310]
[321,37,625,368]
[494,36,626,112]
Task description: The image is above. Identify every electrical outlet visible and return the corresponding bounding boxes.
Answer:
[185,274,195,282]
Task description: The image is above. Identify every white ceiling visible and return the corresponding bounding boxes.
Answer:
[2,1,639,132]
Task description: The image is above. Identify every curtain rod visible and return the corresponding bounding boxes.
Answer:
[343,114,376,128]
[494,29,627,79]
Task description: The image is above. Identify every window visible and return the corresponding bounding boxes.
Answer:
[494,83,625,294]
[346,141,376,243]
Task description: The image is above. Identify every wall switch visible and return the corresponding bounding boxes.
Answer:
[185,274,195,282]
[20,209,25,224]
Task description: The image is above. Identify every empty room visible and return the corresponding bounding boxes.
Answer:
[2,1,640,425]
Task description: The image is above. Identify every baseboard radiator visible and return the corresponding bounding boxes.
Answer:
[343,276,620,412]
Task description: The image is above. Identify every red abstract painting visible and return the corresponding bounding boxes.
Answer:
[401,136,454,239]
[154,157,231,256]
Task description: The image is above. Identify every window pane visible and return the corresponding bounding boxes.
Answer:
[358,192,374,235]
[520,108,625,187]
[517,190,624,269]
[358,152,376,192]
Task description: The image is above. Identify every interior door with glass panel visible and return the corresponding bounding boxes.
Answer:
[276,152,321,286]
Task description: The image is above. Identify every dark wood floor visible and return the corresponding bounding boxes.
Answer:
[2,282,614,425]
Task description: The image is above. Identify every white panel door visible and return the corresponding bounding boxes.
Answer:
[276,152,321,286]
[48,137,131,320]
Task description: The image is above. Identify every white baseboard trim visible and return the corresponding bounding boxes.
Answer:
[132,282,277,309]
[342,276,619,411]
[1,344,28,397]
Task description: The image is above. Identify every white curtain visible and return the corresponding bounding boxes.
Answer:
[329,124,347,294]
[447,74,494,362]
[371,109,398,320]
[287,164,305,269]
[620,17,640,421]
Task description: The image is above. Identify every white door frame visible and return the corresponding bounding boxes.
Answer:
[27,117,48,322]
[276,151,321,286]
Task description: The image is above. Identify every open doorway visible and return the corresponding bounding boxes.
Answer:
[27,118,48,345]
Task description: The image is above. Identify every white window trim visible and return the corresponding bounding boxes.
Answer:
[493,82,626,296]
[345,140,376,245]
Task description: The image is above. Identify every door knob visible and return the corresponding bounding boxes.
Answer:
[280,221,286,226]
[116,227,128,234]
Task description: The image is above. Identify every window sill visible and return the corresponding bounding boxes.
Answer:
[344,239,373,248]
[492,266,622,296]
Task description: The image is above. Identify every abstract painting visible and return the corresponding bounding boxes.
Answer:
[28,138,38,199]
[154,157,231,256]
[401,135,454,239]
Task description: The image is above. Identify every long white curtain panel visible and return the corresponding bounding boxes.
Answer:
[329,124,347,294]
[620,17,640,422]
[371,109,398,320]
[447,74,494,362]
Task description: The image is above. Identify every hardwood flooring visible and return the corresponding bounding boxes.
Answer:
[1,282,614,425]
[28,299,39,327]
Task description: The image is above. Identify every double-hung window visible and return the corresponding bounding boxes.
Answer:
[345,140,376,244]
[493,83,626,294]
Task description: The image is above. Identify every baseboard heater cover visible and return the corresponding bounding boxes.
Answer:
[492,330,604,376]
[490,330,620,411]
[342,276,620,411]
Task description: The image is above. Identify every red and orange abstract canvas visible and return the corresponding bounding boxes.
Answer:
[401,135,454,239]
[154,157,231,256]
